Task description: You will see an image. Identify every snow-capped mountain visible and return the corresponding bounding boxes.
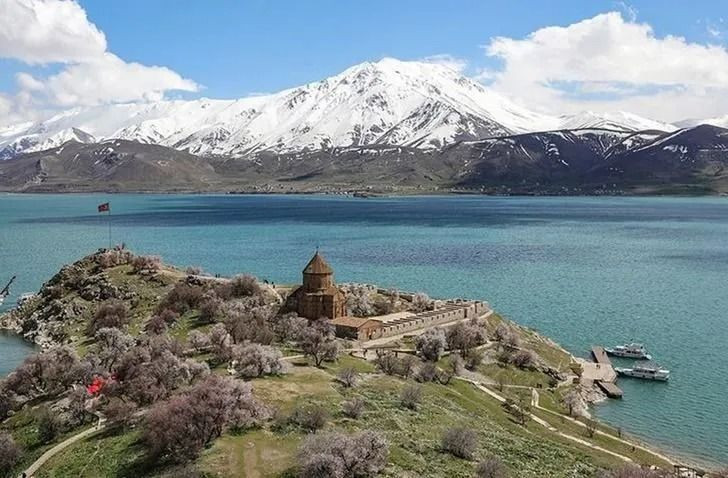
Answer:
[558,111,676,132]
[677,114,728,130]
[0,58,681,159]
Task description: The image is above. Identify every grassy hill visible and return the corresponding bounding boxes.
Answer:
[0,251,684,478]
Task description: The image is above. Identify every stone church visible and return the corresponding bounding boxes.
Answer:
[287,251,346,320]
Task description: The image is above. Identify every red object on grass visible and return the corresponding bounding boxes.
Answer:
[86,376,106,396]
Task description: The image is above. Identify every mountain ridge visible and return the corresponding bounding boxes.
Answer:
[0,58,690,159]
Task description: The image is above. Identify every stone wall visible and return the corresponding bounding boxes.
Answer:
[376,300,488,339]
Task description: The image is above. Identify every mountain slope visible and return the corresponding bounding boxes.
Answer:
[0,58,678,159]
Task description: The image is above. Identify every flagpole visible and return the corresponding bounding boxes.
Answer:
[108,206,112,249]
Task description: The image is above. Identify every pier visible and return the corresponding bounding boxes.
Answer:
[581,346,624,399]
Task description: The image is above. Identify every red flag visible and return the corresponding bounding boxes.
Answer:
[98,202,110,213]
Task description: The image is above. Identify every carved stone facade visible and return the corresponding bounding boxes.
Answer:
[287,252,346,320]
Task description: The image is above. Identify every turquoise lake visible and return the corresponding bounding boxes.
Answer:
[0,193,726,466]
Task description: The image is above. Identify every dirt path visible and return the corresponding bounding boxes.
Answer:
[20,418,106,478]
[459,378,636,464]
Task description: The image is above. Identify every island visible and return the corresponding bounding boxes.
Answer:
[0,249,720,478]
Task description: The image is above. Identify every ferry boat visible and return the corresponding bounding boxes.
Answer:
[604,343,652,360]
[615,363,670,381]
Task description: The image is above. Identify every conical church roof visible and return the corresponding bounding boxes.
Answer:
[303,251,334,274]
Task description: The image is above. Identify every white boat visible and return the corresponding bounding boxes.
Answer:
[605,343,652,360]
[615,363,670,381]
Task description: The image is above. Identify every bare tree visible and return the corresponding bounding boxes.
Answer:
[441,426,478,460]
[336,367,359,388]
[400,384,423,411]
[144,314,168,335]
[475,456,508,478]
[230,343,284,378]
[465,348,484,371]
[230,274,262,298]
[208,323,233,363]
[222,301,276,345]
[416,328,447,361]
[198,291,222,323]
[341,398,365,419]
[0,432,21,475]
[299,321,339,367]
[585,418,597,438]
[447,321,487,358]
[416,362,439,383]
[131,255,161,273]
[88,301,130,335]
[144,375,266,462]
[188,330,210,352]
[411,292,432,312]
[297,430,388,478]
[562,387,583,417]
[95,328,135,369]
[346,285,377,316]
[510,350,537,370]
[37,405,61,444]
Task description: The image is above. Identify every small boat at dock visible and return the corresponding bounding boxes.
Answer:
[605,343,652,360]
[615,363,670,381]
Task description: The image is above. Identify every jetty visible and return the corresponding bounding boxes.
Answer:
[589,346,624,399]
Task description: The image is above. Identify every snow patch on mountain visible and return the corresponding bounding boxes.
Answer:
[558,111,676,132]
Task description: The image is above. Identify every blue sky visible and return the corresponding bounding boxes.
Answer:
[76,0,726,98]
[1,0,728,124]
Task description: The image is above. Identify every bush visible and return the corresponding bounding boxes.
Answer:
[159,283,204,314]
[289,403,329,433]
[131,255,161,273]
[475,457,508,478]
[188,330,210,351]
[198,291,222,323]
[416,362,439,383]
[400,384,422,410]
[145,314,168,335]
[297,430,388,478]
[103,397,138,426]
[222,302,276,345]
[336,367,359,388]
[230,343,284,378]
[144,375,266,462]
[416,328,447,361]
[0,432,21,475]
[447,320,487,357]
[341,398,365,419]
[98,249,133,268]
[88,301,130,335]
[37,406,61,444]
[374,352,400,375]
[230,274,262,298]
[411,292,432,312]
[441,427,478,460]
[511,350,537,369]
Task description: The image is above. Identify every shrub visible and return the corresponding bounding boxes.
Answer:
[131,255,161,273]
[198,291,222,323]
[230,343,284,378]
[103,397,138,426]
[145,314,168,335]
[289,403,329,433]
[398,355,418,379]
[208,323,233,363]
[97,249,133,268]
[222,302,276,345]
[0,432,21,475]
[345,285,377,316]
[374,352,400,375]
[465,348,484,371]
[274,313,309,342]
[441,427,478,460]
[230,274,261,298]
[188,330,210,351]
[416,362,439,383]
[37,406,61,444]
[400,384,422,410]
[297,430,388,478]
[0,385,13,420]
[144,375,266,462]
[475,457,508,478]
[159,283,204,314]
[511,350,537,369]
[411,292,432,312]
[88,301,130,335]
[416,328,447,361]
[341,398,365,419]
[336,367,359,388]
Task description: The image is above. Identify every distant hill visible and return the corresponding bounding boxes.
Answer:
[1,124,727,195]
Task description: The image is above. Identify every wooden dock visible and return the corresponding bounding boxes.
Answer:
[590,346,624,399]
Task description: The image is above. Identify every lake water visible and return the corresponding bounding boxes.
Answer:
[0,193,726,466]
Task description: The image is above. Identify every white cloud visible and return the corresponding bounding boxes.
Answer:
[0,0,106,64]
[421,54,468,73]
[0,0,199,125]
[483,12,728,121]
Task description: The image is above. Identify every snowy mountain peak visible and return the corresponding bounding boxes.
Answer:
[0,58,692,159]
